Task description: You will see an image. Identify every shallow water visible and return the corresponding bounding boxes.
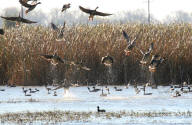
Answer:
[0,85,192,124]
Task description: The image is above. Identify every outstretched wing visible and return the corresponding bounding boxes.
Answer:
[122,30,130,43]
[95,11,112,16]
[20,18,37,23]
[79,6,92,14]
[0,16,18,21]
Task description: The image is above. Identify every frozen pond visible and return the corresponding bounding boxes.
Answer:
[0,85,192,124]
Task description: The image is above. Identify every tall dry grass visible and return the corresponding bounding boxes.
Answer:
[1,23,192,85]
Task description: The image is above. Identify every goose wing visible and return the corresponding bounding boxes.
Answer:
[0,16,18,21]
[79,6,92,14]
[122,30,130,43]
[95,11,112,16]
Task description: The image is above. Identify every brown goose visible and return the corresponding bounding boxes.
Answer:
[149,55,165,72]
[19,0,41,14]
[1,15,37,26]
[122,30,138,56]
[62,3,71,12]
[70,61,91,71]
[0,29,4,35]
[140,42,154,65]
[79,6,112,21]
[101,55,113,67]
[40,54,64,66]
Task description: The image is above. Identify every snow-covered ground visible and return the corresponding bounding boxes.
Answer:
[0,85,192,124]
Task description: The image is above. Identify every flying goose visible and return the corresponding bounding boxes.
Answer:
[70,61,91,71]
[62,3,71,12]
[40,53,91,70]
[101,55,113,67]
[40,54,64,66]
[1,15,37,26]
[79,6,112,21]
[122,30,138,56]
[149,55,165,72]
[140,42,154,65]
[19,0,41,14]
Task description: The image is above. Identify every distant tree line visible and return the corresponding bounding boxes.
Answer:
[1,7,192,27]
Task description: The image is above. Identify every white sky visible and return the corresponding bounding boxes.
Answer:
[0,0,192,21]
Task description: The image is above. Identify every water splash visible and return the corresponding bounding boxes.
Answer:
[149,72,155,84]
[50,64,58,85]
[140,64,148,82]
[107,66,114,84]
[63,88,76,99]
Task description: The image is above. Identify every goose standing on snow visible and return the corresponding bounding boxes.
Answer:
[97,106,106,112]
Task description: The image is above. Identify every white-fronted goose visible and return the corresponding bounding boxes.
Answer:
[79,6,112,21]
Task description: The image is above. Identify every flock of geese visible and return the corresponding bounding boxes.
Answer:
[0,0,166,72]
[1,81,192,100]
[0,0,184,98]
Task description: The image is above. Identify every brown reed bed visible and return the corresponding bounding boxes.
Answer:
[0,110,192,124]
[1,23,192,85]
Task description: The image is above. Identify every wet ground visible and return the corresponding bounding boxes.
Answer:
[0,85,192,124]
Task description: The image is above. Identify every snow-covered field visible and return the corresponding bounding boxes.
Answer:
[0,85,192,124]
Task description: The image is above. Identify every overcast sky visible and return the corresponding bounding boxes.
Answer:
[0,0,192,21]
